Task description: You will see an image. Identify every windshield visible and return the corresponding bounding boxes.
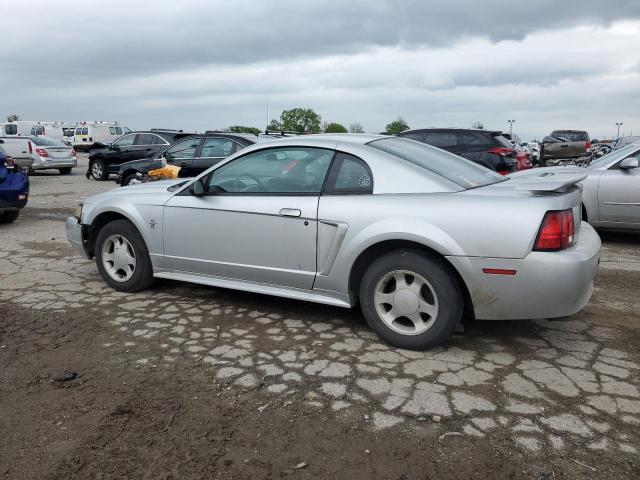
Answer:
[588,144,640,169]
[29,136,67,147]
[367,137,505,189]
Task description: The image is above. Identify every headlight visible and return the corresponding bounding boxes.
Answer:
[73,203,83,220]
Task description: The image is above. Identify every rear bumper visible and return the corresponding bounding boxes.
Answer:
[65,216,90,259]
[448,222,601,320]
[31,158,77,170]
[0,171,29,211]
[0,197,27,212]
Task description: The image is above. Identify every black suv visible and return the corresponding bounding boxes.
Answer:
[397,128,517,174]
[86,129,194,180]
[115,132,288,186]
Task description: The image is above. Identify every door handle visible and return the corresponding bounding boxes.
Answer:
[279,208,301,217]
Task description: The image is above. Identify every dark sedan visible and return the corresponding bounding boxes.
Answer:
[86,129,194,181]
[115,132,287,186]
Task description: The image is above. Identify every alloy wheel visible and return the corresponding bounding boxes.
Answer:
[101,234,136,282]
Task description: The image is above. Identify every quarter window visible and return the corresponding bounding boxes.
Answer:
[164,138,200,159]
[324,152,373,194]
[206,147,334,194]
[201,138,235,158]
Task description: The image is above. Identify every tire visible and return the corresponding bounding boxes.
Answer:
[59,167,72,175]
[89,158,109,181]
[359,249,463,350]
[122,173,139,186]
[94,219,154,292]
[27,167,35,176]
[0,210,20,224]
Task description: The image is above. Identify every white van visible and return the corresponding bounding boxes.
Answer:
[1,121,40,136]
[73,122,131,150]
[30,123,68,144]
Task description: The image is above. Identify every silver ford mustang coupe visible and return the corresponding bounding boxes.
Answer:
[66,135,601,350]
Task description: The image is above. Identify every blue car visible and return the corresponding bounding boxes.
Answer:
[0,144,29,223]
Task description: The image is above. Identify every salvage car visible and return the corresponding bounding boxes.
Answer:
[86,130,193,181]
[66,135,601,350]
[540,130,591,166]
[513,143,640,231]
[398,128,519,174]
[0,143,29,223]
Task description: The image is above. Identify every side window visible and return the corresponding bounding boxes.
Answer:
[75,127,82,135]
[425,131,457,147]
[151,135,168,145]
[206,147,334,194]
[164,138,201,159]
[135,133,156,145]
[5,124,17,135]
[324,152,373,194]
[113,134,135,147]
[115,126,123,135]
[201,138,234,158]
[400,131,425,143]
[82,127,88,135]
[109,127,116,134]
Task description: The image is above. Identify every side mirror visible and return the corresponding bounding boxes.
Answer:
[189,179,206,196]
[619,157,639,169]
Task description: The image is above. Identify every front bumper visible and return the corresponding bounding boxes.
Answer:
[448,222,601,320]
[65,216,90,259]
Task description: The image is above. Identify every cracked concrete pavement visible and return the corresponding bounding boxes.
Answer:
[1,157,639,477]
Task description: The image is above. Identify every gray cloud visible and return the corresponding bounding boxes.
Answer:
[1,1,639,139]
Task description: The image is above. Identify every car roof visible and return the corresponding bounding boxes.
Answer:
[402,127,502,135]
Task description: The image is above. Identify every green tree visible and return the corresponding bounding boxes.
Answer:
[280,108,321,134]
[6,114,20,122]
[267,119,282,131]
[229,125,261,135]
[384,116,410,135]
[324,122,348,133]
[349,122,364,133]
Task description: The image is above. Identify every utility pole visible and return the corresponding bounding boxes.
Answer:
[616,122,623,139]
[508,119,515,136]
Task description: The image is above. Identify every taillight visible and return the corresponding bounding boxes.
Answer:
[71,148,77,157]
[488,147,514,157]
[496,170,509,175]
[35,148,49,157]
[534,209,575,251]
[585,141,591,152]
[28,141,33,153]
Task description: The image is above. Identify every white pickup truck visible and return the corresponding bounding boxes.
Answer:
[0,136,76,174]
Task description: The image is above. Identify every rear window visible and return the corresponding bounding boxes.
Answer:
[30,136,65,147]
[425,131,457,147]
[551,131,589,142]
[5,124,17,135]
[368,137,504,189]
[493,134,514,148]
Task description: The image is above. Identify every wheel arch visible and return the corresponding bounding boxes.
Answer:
[86,210,146,258]
[348,239,475,321]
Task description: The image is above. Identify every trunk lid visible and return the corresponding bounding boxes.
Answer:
[43,146,73,159]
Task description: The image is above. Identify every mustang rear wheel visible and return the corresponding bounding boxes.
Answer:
[359,249,463,350]
[95,219,154,292]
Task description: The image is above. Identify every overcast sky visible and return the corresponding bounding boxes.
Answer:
[2,1,639,140]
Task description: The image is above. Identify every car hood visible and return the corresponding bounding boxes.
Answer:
[117,178,187,194]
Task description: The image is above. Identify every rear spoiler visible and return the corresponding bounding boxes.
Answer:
[508,169,587,193]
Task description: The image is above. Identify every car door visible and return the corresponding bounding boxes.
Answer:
[126,133,161,162]
[163,137,202,171]
[597,152,640,226]
[162,146,335,289]
[107,133,136,165]
[188,137,237,174]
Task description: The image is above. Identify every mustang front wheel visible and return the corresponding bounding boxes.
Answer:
[95,219,154,292]
[359,249,463,350]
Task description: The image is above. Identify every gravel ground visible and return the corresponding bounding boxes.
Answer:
[1,155,639,479]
